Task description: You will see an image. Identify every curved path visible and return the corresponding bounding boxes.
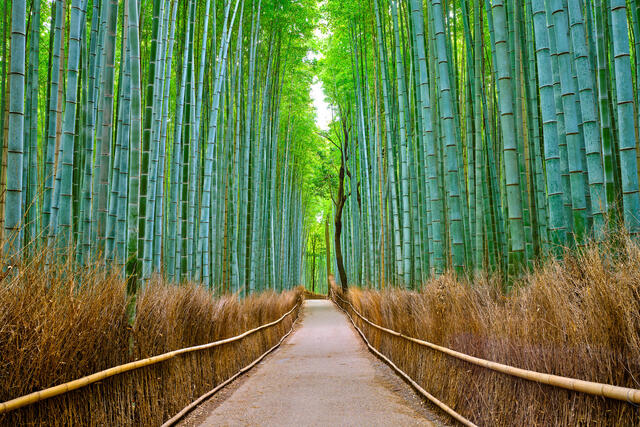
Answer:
[183,299,444,427]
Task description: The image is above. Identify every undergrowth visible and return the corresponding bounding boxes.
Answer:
[0,249,302,426]
[335,236,640,426]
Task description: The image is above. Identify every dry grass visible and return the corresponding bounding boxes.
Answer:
[335,236,640,426]
[0,250,302,426]
[303,289,327,300]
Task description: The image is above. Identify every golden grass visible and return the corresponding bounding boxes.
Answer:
[0,250,302,426]
[335,236,640,426]
[303,289,327,300]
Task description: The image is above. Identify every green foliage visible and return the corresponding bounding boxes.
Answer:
[4,0,640,293]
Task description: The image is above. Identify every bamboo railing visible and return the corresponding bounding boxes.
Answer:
[332,292,640,405]
[0,302,299,415]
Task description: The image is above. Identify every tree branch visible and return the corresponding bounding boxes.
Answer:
[316,131,343,152]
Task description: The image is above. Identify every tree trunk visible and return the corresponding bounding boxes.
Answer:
[311,235,317,294]
[334,116,350,293]
[334,201,348,293]
[325,218,331,294]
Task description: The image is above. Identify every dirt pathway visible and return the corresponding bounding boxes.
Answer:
[182,299,444,427]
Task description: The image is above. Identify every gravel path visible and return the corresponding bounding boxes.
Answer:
[182,299,445,427]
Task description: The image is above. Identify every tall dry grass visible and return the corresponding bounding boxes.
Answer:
[0,250,302,426]
[336,236,640,426]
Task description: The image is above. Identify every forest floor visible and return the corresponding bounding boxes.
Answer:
[178,299,447,426]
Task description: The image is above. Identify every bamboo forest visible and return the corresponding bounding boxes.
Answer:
[1,0,640,426]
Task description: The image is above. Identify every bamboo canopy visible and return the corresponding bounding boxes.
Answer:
[0,0,314,295]
[316,0,640,288]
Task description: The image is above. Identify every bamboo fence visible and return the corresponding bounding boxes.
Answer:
[332,292,640,405]
[0,302,300,415]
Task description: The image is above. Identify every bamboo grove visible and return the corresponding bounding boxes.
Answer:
[0,0,317,294]
[320,0,640,288]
